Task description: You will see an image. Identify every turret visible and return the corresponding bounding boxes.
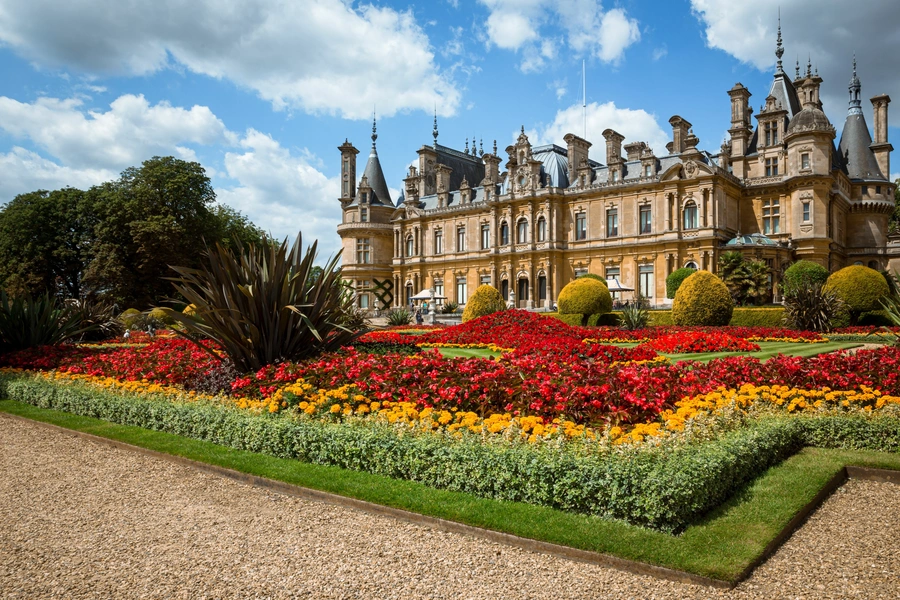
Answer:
[338,139,359,203]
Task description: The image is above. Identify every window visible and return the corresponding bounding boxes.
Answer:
[762,199,780,234]
[862,185,869,195]
[456,277,467,304]
[536,217,547,242]
[433,281,444,306]
[356,238,371,264]
[639,205,652,234]
[500,221,510,245]
[802,201,811,222]
[342,181,349,196]
[801,153,810,170]
[434,230,443,255]
[456,227,466,252]
[575,212,587,240]
[480,275,491,286]
[639,265,654,299]
[683,202,698,229]
[516,219,528,243]
[358,294,369,309]
[611,170,619,183]
[360,208,368,222]
[574,267,588,278]
[606,208,618,237]
[644,164,652,177]
[764,122,778,146]
[500,279,509,301]
[480,224,490,249]
[343,159,349,174]
[405,235,414,257]
[538,275,547,301]
[765,157,779,176]
[876,185,882,195]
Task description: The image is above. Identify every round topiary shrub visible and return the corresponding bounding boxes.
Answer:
[665,267,696,299]
[117,308,142,329]
[672,270,734,326]
[461,285,506,322]
[148,307,174,326]
[824,265,890,324]
[576,273,606,282]
[782,260,829,298]
[558,278,612,317]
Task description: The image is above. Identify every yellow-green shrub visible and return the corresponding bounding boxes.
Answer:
[461,285,506,322]
[729,307,785,327]
[117,308,142,329]
[148,307,174,326]
[672,271,733,326]
[558,278,612,316]
[824,266,889,323]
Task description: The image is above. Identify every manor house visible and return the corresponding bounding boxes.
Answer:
[337,35,898,311]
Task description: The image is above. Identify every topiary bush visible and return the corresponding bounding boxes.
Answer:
[782,260,829,298]
[118,308,143,329]
[666,267,696,299]
[824,265,890,325]
[576,273,606,282]
[461,285,506,322]
[672,270,734,326]
[558,278,612,317]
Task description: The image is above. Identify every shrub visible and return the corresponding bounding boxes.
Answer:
[648,310,674,326]
[67,298,123,342]
[729,307,785,327]
[824,266,890,325]
[441,301,459,314]
[782,283,845,332]
[558,278,612,322]
[163,233,363,372]
[386,307,413,326]
[782,260,829,298]
[672,271,734,326]
[461,285,506,323]
[576,273,606,282]
[118,308,143,329]
[550,313,584,327]
[148,307,174,326]
[666,267,696,299]
[620,296,650,330]
[0,292,94,353]
[590,312,621,327]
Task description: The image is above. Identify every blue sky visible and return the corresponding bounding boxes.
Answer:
[1,0,898,259]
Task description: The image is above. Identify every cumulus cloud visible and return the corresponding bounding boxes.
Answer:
[691,0,900,127]
[530,101,670,158]
[0,147,115,203]
[479,0,640,70]
[0,0,459,119]
[0,94,231,170]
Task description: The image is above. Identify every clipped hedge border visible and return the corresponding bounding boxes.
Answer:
[2,372,899,533]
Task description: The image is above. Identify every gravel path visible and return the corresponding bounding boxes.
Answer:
[2,415,899,599]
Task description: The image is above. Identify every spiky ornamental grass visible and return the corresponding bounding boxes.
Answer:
[162,234,364,372]
[782,283,845,333]
[0,292,97,353]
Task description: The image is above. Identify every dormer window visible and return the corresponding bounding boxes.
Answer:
[644,164,652,177]
[611,170,619,183]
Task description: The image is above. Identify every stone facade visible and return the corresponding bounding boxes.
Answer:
[338,47,899,311]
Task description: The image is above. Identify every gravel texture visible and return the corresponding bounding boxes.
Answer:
[2,415,899,599]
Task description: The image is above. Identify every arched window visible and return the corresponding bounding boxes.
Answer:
[405,234,414,257]
[537,216,547,242]
[684,261,698,270]
[500,221,510,245]
[683,202,698,229]
[516,219,528,243]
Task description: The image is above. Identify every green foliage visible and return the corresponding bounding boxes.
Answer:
[162,233,362,372]
[576,273,605,282]
[620,294,650,330]
[782,283,845,332]
[717,252,771,306]
[591,312,621,327]
[0,292,94,352]
[118,308,143,330]
[67,298,123,341]
[461,285,505,322]
[647,310,674,326]
[666,267,696,299]
[728,307,785,327]
[549,313,586,327]
[672,271,734,326]
[387,307,413,326]
[782,260,829,298]
[557,278,612,321]
[824,265,890,325]
[440,301,459,314]
[890,179,900,235]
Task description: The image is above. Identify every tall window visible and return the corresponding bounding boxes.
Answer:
[433,281,444,306]
[606,207,618,237]
[480,224,490,249]
[456,276,467,304]
[639,205,652,234]
[516,219,528,243]
[611,169,619,183]
[801,153,810,169]
[500,279,509,301]
[360,207,368,222]
[356,238,371,264]
[537,217,547,242]
[764,122,778,146]
[644,164,652,177]
[456,226,466,252]
[802,201,811,222]
[575,212,587,240]
[683,202,698,229]
[762,199,780,234]
[500,221,510,245]
[358,294,369,309]
[765,157,779,176]
[639,265,654,299]
[433,229,443,255]
[405,235,414,257]
[538,275,547,302]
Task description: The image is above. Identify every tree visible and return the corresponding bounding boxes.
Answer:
[744,260,772,305]
[891,178,900,235]
[716,251,772,305]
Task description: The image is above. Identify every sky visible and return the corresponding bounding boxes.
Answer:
[1,0,898,260]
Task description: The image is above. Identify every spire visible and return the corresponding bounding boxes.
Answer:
[806,55,812,77]
[432,108,439,149]
[775,10,784,74]
[795,58,800,80]
[479,138,484,156]
[848,54,862,115]
[359,109,393,206]
[464,138,469,155]
[371,112,377,149]
[493,139,497,155]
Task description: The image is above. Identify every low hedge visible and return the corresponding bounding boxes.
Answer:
[729,307,785,327]
[3,373,898,533]
[548,312,622,327]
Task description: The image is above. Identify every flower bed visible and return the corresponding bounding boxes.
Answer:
[642,331,760,354]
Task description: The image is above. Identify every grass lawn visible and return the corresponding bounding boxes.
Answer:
[607,340,863,364]
[3,398,898,584]
[430,346,502,359]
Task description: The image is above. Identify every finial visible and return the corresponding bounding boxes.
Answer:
[775,9,784,72]
[520,125,525,135]
[432,107,438,149]
[493,139,497,155]
[371,111,377,148]
[479,138,484,156]
[806,54,812,77]
[849,54,862,114]
[795,58,800,79]
[464,138,469,155]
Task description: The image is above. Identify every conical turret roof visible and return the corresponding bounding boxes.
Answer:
[360,117,394,206]
[838,60,885,181]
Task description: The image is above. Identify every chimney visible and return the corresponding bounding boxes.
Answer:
[669,116,691,154]
[624,141,647,162]
[564,133,592,181]
[602,129,625,164]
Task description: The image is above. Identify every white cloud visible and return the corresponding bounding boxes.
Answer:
[0,0,459,119]
[691,0,900,127]
[0,94,230,170]
[217,130,342,257]
[479,0,640,71]
[0,147,115,203]
[652,45,668,61]
[531,101,669,158]
[551,79,568,100]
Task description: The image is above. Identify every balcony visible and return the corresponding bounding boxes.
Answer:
[337,222,393,234]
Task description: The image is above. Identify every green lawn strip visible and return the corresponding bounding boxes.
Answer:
[661,341,861,364]
[3,397,898,583]
[430,346,501,359]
